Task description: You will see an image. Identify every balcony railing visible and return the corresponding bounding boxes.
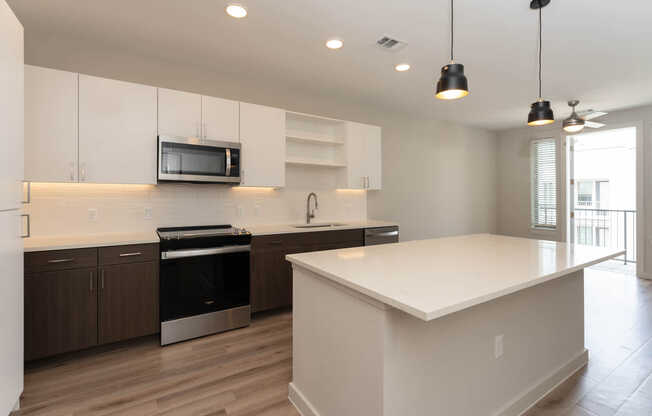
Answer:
[574,208,636,264]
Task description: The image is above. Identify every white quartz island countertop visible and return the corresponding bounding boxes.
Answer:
[286,233,625,322]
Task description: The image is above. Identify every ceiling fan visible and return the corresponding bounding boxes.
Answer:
[562,100,607,133]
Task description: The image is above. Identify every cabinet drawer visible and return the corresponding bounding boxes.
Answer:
[25,248,97,274]
[99,244,157,265]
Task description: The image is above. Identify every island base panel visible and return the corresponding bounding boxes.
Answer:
[290,266,586,416]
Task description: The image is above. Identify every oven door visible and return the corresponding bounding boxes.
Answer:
[160,245,250,324]
[158,136,240,183]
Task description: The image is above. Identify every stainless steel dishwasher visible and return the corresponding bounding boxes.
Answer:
[364,226,399,246]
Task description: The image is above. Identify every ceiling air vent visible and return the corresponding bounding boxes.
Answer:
[376,36,407,52]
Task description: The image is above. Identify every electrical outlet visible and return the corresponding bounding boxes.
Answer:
[88,208,98,222]
[144,207,153,220]
[494,335,504,359]
[254,204,261,216]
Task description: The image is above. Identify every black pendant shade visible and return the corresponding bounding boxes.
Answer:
[436,63,469,100]
[528,100,554,126]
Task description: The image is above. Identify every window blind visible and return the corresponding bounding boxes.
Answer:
[531,138,557,228]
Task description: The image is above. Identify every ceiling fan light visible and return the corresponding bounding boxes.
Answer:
[527,100,555,126]
[563,117,585,133]
[435,63,469,100]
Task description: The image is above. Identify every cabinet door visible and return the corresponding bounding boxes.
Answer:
[202,96,239,142]
[99,262,158,344]
[0,13,22,212]
[24,65,78,183]
[24,268,98,361]
[251,247,291,313]
[157,88,202,138]
[239,102,285,187]
[342,122,382,190]
[79,75,157,184]
[343,122,368,190]
[365,125,382,190]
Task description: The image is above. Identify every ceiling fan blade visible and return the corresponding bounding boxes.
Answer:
[585,121,605,129]
[578,110,607,120]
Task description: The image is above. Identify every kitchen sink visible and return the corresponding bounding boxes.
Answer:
[292,223,348,229]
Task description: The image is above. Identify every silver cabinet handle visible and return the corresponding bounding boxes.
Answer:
[203,123,207,139]
[101,269,104,290]
[47,258,74,263]
[80,163,87,182]
[119,252,142,257]
[241,168,245,184]
[22,182,31,204]
[90,271,94,294]
[161,245,251,260]
[366,231,399,238]
[21,214,30,238]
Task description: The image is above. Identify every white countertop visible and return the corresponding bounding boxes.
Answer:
[23,231,160,252]
[23,220,398,251]
[286,234,625,322]
[243,220,398,236]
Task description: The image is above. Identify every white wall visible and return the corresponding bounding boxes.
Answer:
[22,31,498,240]
[367,121,498,241]
[496,105,652,278]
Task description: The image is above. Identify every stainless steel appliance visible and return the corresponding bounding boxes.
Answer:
[364,226,399,246]
[158,225,251,345]
[157,136,241,184]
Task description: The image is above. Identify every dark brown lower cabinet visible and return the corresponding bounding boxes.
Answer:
[25,243,159,361]
[99,262,158,345]
[24,268,98,361]
[250,229,365,313]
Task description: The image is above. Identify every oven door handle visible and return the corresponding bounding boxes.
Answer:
[161,245,251,260]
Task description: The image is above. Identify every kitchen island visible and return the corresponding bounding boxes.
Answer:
[286,234,624,416]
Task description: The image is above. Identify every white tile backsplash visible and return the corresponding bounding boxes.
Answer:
[23,182,367,236]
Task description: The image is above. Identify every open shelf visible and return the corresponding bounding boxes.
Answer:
[286,129,344,145]
[285,158,346,168]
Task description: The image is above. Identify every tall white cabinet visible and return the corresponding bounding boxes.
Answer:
[79,75,157,184]
[239,103,286,187]
[0,0,23,413]
[24,65,78,182]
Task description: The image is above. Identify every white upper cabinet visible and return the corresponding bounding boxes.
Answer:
[239,103,285,187]
[157,88,202,138]
[342,122,382,190]
[201,96,239,142]
[78,75,157,184]
[24,65,78,183]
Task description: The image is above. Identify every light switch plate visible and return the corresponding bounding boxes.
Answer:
[88,208,98,222]
[494,335,504,359]
[144,207,153,220]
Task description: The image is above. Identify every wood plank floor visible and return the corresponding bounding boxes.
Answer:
[14,268,652,416]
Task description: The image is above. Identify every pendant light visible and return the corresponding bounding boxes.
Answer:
[436,0,469,100]
[527,0,554,126]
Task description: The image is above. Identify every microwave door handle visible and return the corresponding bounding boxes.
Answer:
[225,148,231,177]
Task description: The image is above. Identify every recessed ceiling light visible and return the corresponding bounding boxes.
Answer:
[326,39,343,50]
[395,63,411,72]
[226,4,247,18]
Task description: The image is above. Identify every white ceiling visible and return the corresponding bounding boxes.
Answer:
[8,0,652,130]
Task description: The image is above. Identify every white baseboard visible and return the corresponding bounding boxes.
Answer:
[289,382,320,416]
[494,349,589,416]
[638,271,652,280]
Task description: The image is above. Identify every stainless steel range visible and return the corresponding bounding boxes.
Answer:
[157,225,251,345]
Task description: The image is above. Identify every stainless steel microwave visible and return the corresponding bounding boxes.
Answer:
[157,136,241,184]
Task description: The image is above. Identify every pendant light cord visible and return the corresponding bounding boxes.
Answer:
[450,0,454,62]
[538,5,542,99]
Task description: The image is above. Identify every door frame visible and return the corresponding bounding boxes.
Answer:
[562,121,645,276]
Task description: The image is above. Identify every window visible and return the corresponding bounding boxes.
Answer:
[531,138,557,229]
[577,181,593,207]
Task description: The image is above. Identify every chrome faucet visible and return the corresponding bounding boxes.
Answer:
[306,192,318,224]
